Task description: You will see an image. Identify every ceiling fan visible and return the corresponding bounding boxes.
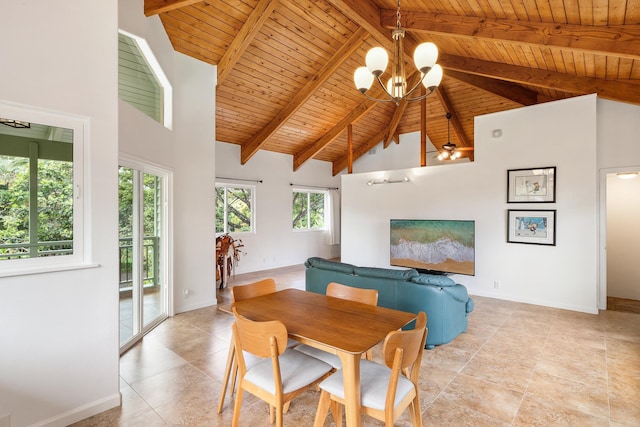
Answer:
[437,113,473,160]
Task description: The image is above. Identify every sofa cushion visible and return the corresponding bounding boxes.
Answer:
[304,257,355,274]
[410,274,456,287]
[353,266,418,280]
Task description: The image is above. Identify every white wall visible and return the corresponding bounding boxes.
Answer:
[606,174,640,300]
[348,134,468,174]
[119,0,217,314]
[0,1,120,426]
[215,142,341,273]
[342,94,600,314]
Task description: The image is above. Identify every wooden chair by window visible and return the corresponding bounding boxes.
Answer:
[313,311,427,427]
[295,282,379,367]
[217,278,276,414]
[231,307,334,427]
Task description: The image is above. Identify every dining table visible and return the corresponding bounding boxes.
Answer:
[232,288,417,427]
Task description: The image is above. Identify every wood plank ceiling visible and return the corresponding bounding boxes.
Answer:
[145,0,640,175]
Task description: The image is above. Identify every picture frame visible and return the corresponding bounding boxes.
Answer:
[507,167,556,203]
[507,209,556,246]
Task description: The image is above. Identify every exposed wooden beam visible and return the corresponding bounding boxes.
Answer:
[240,27,370,165]
[436,86,470,149]
[420,87,426,167]
[332,127,388,176]
[381,9,640,60]
[217,0,279,86]
[144,0,200,16]
[347,124,353,174]
[325,0,391,49]
[439,53,640,105]
[293,97,379,171]
[445,70,539,106]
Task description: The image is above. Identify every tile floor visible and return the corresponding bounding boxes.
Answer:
[73,264,640,426]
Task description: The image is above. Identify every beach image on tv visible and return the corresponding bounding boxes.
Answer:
[390,219,475,275]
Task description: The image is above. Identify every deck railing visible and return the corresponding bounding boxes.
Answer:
[0,237,160,292]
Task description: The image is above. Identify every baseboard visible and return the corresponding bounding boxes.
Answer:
[467,289,599,314]
[175,297,218,314]
[30,393,120,427]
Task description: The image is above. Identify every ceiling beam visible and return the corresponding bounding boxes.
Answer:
[325,0,392,49]
[293,97,379,171]
[439,53,640,105]
[381,9,640,60]
[240,27,370,165]
[144,0,200,16]
[217,0,279,86]
[445,70,539,106]
[332,127,388,176]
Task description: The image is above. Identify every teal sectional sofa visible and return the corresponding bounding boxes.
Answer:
[304,257,474,349]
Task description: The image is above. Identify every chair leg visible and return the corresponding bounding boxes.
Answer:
[269,405,275,424]
[275,404,284,427]
[330,400,343,427]
[231,387,244,427]
[217,341,236,413]
[411,393,422,427]
[313,390,331,427]
[283,401,291,414]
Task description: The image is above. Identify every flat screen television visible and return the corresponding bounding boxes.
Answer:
[390,219,475,276]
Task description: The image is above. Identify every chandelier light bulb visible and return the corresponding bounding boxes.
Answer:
[365,47,388,77]
[422,64,443,90]
[354,66,374,92]
[413,42,438,73]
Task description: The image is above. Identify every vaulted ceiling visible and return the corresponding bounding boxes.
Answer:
[144,0,640,175]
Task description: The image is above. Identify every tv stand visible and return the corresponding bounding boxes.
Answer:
[416,268,451,276]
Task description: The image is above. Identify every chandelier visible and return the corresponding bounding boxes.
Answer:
[353,0,443,105]
[437,113,461,160]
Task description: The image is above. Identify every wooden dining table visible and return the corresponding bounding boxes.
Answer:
[232,288,417,427]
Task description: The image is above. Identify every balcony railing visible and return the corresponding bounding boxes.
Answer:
[0,237,160,292]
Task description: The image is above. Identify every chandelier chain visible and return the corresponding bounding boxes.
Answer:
[396,0,402,29]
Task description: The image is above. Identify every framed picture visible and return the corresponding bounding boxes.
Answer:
[507,167,556,203]
[507,209,556,246]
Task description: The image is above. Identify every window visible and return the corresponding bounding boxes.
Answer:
[292,190,326,230]
[0,102,85,271]
[216,183,254,234]
[118,30,173,129]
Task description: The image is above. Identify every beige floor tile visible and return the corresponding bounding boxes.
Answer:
[423,397,510,427]
[525,371,610,419]
[514,393,609,426]
[461,351,536,393]
[438,373,522,423]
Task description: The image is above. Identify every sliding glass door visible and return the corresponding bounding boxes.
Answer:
[119,163,169,352]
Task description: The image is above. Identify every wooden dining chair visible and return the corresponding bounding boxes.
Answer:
[230,307,334,427]
[217,278,277,414]
[313,311,428,427]
[295,282,379,367]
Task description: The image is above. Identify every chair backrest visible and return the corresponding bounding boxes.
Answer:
[326,282,378,306]
[382,311,427,371]
[231,278,277,303]
[231,307,288,358]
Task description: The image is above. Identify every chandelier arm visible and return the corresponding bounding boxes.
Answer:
[402,87,437,102]
[403,74,428,99]
[358,91,398,103]
[373,74,394,100]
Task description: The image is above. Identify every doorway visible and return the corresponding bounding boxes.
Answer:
[600,167,640,314]
[119,161,171,353]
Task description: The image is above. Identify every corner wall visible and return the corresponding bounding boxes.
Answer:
[215,142,341,273]
[342,95,599,313]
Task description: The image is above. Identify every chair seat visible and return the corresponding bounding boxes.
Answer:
[294,344,341,369]
[245,349,333,395]
[318,359,415,410]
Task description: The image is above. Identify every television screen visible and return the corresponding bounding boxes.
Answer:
[390,219,475,276]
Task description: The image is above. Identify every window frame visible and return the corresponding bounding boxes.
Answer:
[292,188,328,231]
[0,101,88,276]
[215,182,256,236]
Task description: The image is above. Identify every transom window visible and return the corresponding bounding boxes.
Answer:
[292,189,326,230]
[118,30,172,129]
[215,183,255,234]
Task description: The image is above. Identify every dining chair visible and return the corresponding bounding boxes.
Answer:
[313,311,428,427]
[230,307,334,427]
[295,282,379,368]
[217,278,277,414]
